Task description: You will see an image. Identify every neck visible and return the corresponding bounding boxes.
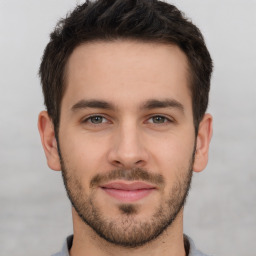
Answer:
[70,208,186,256]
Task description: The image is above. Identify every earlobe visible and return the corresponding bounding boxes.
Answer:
[38,111,61,171]
[193,113,213,173]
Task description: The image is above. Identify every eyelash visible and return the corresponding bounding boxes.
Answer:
[81,114,174,126]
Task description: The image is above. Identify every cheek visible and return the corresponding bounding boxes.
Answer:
[148,132,195,178]
[59,131,110,182]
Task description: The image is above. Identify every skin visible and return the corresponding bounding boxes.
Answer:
[38,41,212,256]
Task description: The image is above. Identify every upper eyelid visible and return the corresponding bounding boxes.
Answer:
[149,115,169,121]
[146,114,175,122]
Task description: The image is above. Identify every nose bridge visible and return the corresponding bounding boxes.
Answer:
[109,118,147,168]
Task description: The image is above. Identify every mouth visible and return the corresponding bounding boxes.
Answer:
[100,181,156,202]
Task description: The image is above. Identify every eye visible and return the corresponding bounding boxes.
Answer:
[148,115,171,124]
[84,115,108,124]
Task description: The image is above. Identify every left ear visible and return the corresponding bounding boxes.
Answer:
[193,113,213,173]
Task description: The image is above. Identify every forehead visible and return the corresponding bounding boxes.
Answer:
[63,40,191,112]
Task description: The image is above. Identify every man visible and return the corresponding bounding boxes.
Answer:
[38,0,213,255]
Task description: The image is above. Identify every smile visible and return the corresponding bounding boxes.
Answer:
[100,181,156,202]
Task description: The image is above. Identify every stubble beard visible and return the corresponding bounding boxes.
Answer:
[60,154,194,248]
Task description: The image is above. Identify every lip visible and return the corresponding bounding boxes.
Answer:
[100,181,156,202]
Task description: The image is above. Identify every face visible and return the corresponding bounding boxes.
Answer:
[58,41,196,247]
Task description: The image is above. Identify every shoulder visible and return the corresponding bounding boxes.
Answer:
[51,235,73,256]
[185,234,212,256]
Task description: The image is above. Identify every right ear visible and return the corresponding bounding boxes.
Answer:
[38,111,61,171]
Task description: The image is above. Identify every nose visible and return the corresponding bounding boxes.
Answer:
[107,122,149,169]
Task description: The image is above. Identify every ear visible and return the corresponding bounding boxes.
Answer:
[38,111,61,171]
[193,113,213,173]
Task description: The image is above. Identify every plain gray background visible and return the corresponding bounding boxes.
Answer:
[0,0,255,255]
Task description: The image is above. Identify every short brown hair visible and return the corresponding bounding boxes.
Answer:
[39,0,213,134]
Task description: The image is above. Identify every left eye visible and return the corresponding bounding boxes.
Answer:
[148,116,169,124]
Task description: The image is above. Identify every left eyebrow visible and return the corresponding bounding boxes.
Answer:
[140,99,184,113]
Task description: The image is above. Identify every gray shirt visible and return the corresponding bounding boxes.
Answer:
[52,234,210,256]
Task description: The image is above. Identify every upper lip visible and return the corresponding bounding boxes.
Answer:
[100,181,156,190]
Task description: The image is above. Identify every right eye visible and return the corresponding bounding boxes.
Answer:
[82,115,108,124]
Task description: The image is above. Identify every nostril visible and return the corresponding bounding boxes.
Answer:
[135,160,143,165]
[113,160,122,166]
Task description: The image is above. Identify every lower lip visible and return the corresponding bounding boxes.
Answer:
[101,188,155,202]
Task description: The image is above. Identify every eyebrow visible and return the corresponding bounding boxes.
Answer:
[71,99,115,111]
[141,99,184,113]
[71,98,184,113]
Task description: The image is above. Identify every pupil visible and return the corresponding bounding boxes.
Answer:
[153,116,164,123]
[92,116,102,123]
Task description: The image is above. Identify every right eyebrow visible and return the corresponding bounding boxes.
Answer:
[71,99,115,112]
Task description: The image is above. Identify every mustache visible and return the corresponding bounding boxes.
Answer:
[90,168,165,188]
